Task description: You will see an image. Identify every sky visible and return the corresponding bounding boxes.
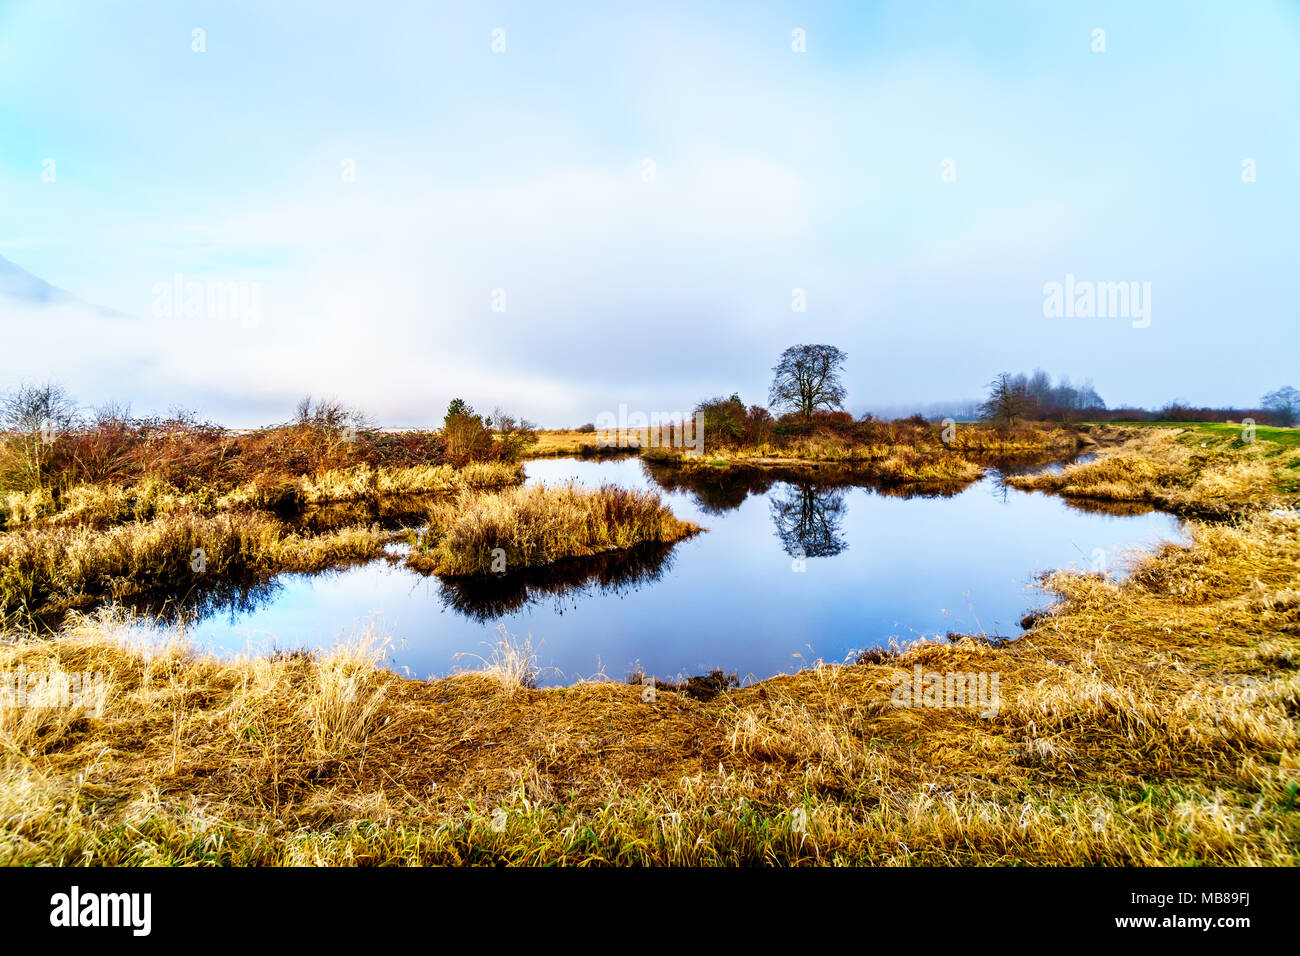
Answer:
[0,0,1297,427]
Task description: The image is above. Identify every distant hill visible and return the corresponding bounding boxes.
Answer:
[0,253,78,305]
[0,254,125,318]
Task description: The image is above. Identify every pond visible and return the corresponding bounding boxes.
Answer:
[165,456,1185,686]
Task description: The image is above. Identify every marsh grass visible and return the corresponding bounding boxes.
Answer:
[454,625,549,693]
[2,423,1298,866]
[524,431,630,459]
[1,496,1297,865]
[2,461,523,532]
[0,511,388,621]
[649,424,1080,493]
[0,452,522,622]
[407,483,701,576]
[298,461,521,504]
[529,424,1079,494]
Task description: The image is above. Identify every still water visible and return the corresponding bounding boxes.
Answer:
[176,456,1183,685]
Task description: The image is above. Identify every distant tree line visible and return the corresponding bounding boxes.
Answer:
[692,347,1299,441]
[977,370,1105,426]
[977,370,1297,428]
[0,382,539,508]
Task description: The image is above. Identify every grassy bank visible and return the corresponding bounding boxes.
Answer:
[2,461,521,531]
[2,426,1298,864]
[694,421,1082,464]
[0,405,533,533]
[1008,424,1300,517]
[0,415,524,624]
[532,421,1086,493]
[406,483,701,576]
[523,430,619,459]
[1094,420,1300,448]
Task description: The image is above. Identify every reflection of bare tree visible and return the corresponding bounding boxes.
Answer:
[769,482,848,558]
[642,459,982,516]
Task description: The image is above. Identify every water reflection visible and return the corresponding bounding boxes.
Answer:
[130,453,1185,685]
[117,574,287,627]
[642,463,776,513]
[641,460,975,515]
[769,483,849,558]
[108,452,1122,630]
[431,541,679,620]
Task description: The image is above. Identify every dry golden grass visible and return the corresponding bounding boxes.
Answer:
[2,422,1297,865]
[407,482,701,576]
[0,512,388,620]
[524,430,611,458]
[1,497,1297,865]
[528,425,1080,487]
[647,424,1080,493]
[298,461,521,503]
[3,462,524,532]
[0,457,524,621]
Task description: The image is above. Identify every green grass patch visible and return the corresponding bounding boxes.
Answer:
[1093,420,1300,448]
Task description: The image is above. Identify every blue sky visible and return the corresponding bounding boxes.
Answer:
[1,0,1297,426]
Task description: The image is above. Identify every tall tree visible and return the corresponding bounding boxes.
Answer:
[979,372,1029,428]
[768,344,847,420]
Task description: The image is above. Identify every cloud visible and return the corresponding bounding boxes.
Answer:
[3,1,1297,422]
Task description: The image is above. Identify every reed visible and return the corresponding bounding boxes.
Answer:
[408,482,701,576]
[2,462,524,532]
[0,512,387,620]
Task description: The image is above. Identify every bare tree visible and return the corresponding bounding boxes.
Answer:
[1262,386,1299,427]
[768,344,847,420]
[1,382,79,490]
[294,395,366,431]
[979,373,1029,428]
[490,407,539,462]
[292,395,371,453]
[92,400,133,427]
